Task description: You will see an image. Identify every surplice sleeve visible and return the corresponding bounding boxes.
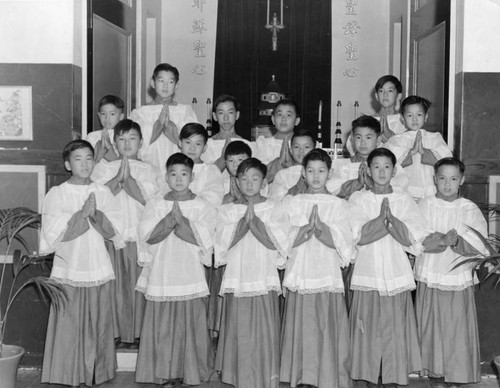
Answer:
[213,204,240,267]
[454,202,489,256]
[393,194,426,256]
[185,199,218,266]
[321,199,354,267]
[137,198,169,266]
[197,165,225,207]
[40,186,78,254]
[422,132,452,161]
[96,185,126,249]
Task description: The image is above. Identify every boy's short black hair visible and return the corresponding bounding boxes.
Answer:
[367,147,396,167]
[236,157,267,178]
[273,98,301,118]
[224,140,252,159]
[213,94,240,112]
[401,95,432,114]
[374,75,403,94]
[291,128,316,145]
[62,140,94,162]
[434,157,465,176]
[302,148,332,170]
[166,152,194,171]
[352,115,381,136]
[114,119,143,140]
[98,95,125,111]
[179,123,208,144]
[152,63,179,82]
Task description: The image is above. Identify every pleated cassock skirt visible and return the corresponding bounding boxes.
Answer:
[41,282,117,386]
[280,291,352,388]
[350,290,422,385]
[216,292,281,388]
[135,297,212,385]
[109,241,145,343]
[416,282,481,384]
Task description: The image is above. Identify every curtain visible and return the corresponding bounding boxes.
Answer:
[213,0,332,145]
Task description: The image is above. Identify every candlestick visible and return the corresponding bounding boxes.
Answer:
[318,100,323,123]
[336,100,342,126]
[354,101,359,120]
[280,0,283,25]
[267,0,270,25]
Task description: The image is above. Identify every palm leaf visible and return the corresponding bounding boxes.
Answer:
[0,207,40,254]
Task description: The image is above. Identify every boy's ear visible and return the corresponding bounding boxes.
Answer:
[119,113,124,120]
[212,112,218,122]
[366,167,372,177]
[424,113,429,123]
[236,111,240,121]
[271,115,276,126]
[235,177,241,190]
[64,161,72,172]
[328,168,334,180]
[202,143,208,153]
[459,175,465,186]
[301,166,306,179]
[392,165,397,177]
[261,177,268,190]
[396,93,402,111]
[375,92,380,102]
[178,140,182,150]
[294,117,301,126]
[150,78,156,90]
[139,138,144,149]
[190,172,195,183]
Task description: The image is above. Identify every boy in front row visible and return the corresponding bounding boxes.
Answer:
[415,157,488,387]
[280,149,352,388]
[135,153,217,386]
[91,119,161,348]
[41,140,124,386]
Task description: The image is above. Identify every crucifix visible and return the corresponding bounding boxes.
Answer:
[265,0,285,51]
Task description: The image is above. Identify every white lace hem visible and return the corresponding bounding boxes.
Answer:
[136,288,209,301]
[415,276,477,291]
[52,274,115,288]
[284,285,345,295]
[351,283,415,296]
[221,285,282,297]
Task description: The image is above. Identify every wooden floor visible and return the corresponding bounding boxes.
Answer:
[16,370,500,387]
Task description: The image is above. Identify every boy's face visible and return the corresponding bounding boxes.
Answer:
[65,147,95,179]
[98,103,124,129]
[271,104,300,134]
[352,127,379,158]
[225,153,249,177]
[179,134,207,163]
[434,165,464,201]
[151,70,178,100]
[375,81,401,109]
[236,168,265,198]
[166,164,193,193]
[291,136,315,164]
[367,156,396,187]
[402,103,428,131]
[302,160,332,193]
[114,129,142,159]
[213,101,240,131]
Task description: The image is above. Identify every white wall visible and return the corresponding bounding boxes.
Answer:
[462,0,500,72]
[0,0,83,65]
[331,0,391,142]
[159,0,218,122]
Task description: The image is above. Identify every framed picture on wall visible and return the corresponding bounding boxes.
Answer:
[0,85,33,141]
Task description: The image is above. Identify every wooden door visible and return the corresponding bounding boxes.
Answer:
[408,0,450,135]
[88,0,136,132]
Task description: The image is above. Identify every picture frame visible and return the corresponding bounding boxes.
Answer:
[0,85,33,141]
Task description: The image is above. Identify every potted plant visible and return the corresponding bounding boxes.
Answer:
[453,221,500,375]
[0,207,67,388]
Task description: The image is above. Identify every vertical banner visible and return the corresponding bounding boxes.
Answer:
[161,0,218,124]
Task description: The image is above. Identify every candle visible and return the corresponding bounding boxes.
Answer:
[280,0,283,25]
[318,100,323,123]
[267,0,270,24]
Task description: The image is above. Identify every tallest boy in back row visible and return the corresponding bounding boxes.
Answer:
[130,63,198,174]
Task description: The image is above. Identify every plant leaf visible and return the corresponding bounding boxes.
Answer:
[11,250,21,277]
